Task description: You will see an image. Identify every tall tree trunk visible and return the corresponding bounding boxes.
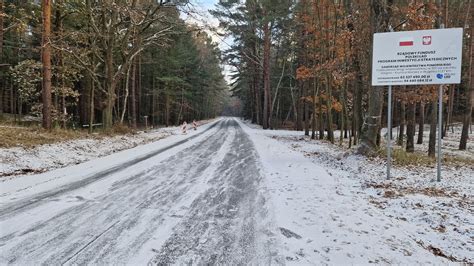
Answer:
[444,85,455,136]
[164,88,170,127]
[119,65,131,124]
[311,101,316,139]
[0,0,4,116]
[318,95,324,139]
[417,102,425,144]
[358,86,384,153]
[304,90,310,136]
[398,101,406,146]
[429,0,444,156]
[252,38,261,125]
[342,81,350,142]
[460,26,473,150]
[89,75,95,134]
[406,102,416,152]
[130,58,137,128]
[326,76,334,143]
[353,65,363,145]
[41,0,52,130]
[254,73,261,125]
[0,0,3,63]
[358,0,392,155]
[103,45,115,128]
[262,19,271,129]
[311,78,318,139]
[296,84,303,130]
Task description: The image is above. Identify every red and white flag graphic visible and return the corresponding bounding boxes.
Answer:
[399,37,414,46]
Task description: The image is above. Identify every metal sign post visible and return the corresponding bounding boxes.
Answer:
[387,85,392,180]
[437,85,443,182]
[437,24,445,182]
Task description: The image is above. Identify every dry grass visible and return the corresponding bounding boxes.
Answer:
[0,123,136,148]
[377,147,474,167]
[0,126,86,148]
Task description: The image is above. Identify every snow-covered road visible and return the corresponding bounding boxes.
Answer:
[0,118,277,264]
[1,117,467,264]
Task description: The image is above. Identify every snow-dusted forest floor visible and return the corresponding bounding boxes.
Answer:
[241,120,473,263]
[0,120,214,177]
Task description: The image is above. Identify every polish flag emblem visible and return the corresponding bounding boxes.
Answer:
[422,36,432,45]
[399,37,414,46]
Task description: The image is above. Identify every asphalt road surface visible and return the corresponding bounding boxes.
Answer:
[0,119,279,265]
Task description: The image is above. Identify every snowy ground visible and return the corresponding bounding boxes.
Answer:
[0,117,472,264]
[385,123,474,160]
[240,120,473,264]
[0,120,213,177]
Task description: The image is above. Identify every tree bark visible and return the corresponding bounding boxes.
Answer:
[0,0,3,63]
[326,76,334,143]
[352,57,364,145]
[0,0,4,116]
[444,85,455,136]
[406,102,416,152]
[103,44,115,128]
[296,84,303,130]
[262,18,271,129]
[460,26,473,150]
[318,94,324,139]
[119,65,131,124]
[41,0,52,130]
[358,0,392,155]
[417,102,425,144]
[398,101,405,146]
[304,92,310,136]
[89,74,94,134]
[130,58,137,128]
[429,0,444,155]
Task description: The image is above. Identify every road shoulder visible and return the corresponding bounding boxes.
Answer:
[236,119,455,264]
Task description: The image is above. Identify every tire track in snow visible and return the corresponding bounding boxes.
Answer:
[0,120,220,219]
[0,120,232,264]
[150,119,280,265]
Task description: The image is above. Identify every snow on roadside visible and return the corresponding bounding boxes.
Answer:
[238,119,473,264]
[381,124,474,160]
[0,119,214,177]
[0,119,220,207]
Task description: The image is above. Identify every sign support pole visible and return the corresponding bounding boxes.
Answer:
[386,26,394,180]
[387,85,392,179]
[437,85,442,182]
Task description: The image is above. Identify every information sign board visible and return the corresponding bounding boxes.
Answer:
[372,28,463,86]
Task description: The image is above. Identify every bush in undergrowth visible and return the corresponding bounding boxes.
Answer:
[101,124,135,136]
[377,147,434,166]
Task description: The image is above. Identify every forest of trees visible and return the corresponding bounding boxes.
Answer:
[0,0,228,131]
[0,0,472,156]
[212,0,473,155]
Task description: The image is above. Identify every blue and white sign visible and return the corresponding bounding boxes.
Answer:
[372,28,463,86]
